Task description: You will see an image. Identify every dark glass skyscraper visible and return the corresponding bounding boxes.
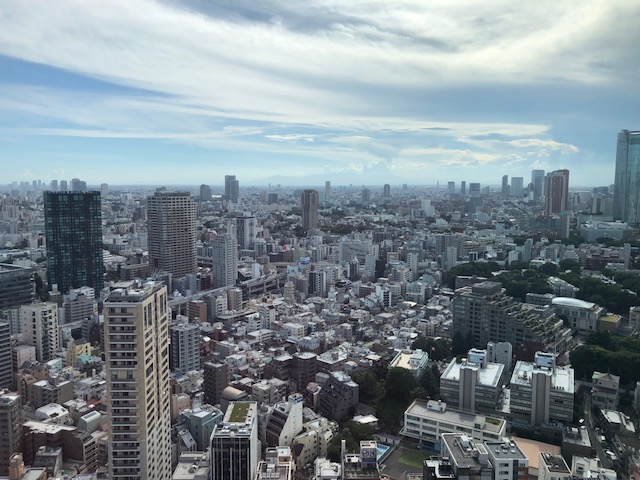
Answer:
[44,191,104,294]
[613,130,640,223]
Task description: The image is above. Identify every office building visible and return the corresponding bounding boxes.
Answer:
[0,321,11,390]
[510,352,574,426]
[70,178,87,191]
[325,181,331,201]
[544,170,570,216]
[211,234,238,288]
[0,392,22,476]
[502,175,510,196]
[61,286,95,325]
[147,191,197,278]
[301,190,319,229]
[292,352,317,390]
[532,170,545,200]
[613,130,640,223]
[485,440,529,480]
[200,184,212,201]
[452,282,571,352]
[361,188,371,204]
[389,349,429,377]
[20,303,59,362]
[461,181,466,195]
[440,349,504,414]
[44,191,104,294]
[225,175,240,203]
[105,281,171,480]
[383,183,391,198]
[264,394,304,447]
[210,401,259,480]
[511,177,524,198]
[402,400,506,450]
[203,361,229,406]
[447,182,455,195]
[441,433,493,480]
[0,263,33,310]
[170,322,201,374]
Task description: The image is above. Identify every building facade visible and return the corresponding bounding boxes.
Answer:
[169,322,201,374]
[544,170,570,217]
[0,392,22,476]
[225,175,240,203]
[0,263,33,310]
[613,130,640,223]
[147,191,197,278]
[301,190,319,229]
[211,234,238,288]
[44,191,103,293]
[20,303,59,362]
[104,281,171,480]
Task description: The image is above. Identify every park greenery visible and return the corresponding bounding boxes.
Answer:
[570,332,640,387]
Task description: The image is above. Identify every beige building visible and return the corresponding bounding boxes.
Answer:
[105,281,172,480]
[591,371,620,410]
[20,303,59,362]
[147,191,197,277]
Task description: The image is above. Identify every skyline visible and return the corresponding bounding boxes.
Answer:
[1,1,639,185]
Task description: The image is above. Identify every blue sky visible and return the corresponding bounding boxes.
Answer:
[0,0,639,187]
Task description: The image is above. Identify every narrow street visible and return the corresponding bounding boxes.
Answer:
[583,393,611,469]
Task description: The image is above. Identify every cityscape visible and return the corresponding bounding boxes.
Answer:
[2,2,640,480]
[0,130,638,480]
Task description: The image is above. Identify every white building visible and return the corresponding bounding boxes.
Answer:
[388,349,429,377]
[486,440,528,480]
[552,297,603,335]
[20,303,59,362]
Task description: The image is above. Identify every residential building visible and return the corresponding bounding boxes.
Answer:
[613,130,640,223]
[44,191,103,293]
[485,440,528,480]
[341,440,381,480]
[292,418,335,469]
[383,184,391,198]
[591,371,620,410]
[264,393,304,448]
[402,400,506,450]
[170,322,201,374]
[440,349,504,414]
[502,176,510,197]
[544,170,570,217]
[540,453,571,480]
[210,401,259,480]
[389,349,429,377]
[317,371,359,422]
[235,215,256,250]
[147,191,197,278]
[105,281,172,480]
[292,352,317,390]
[0,263,33,310]
[172,451,210,480]
[255,447,295,480]
[211,234,238,288]
[0,392,22,476]
[301,190,320,229]
[510,352,574,427]
[452,282,570,352]
[20,303,59,362]
[203,362,228,406]
[0,321,11,390]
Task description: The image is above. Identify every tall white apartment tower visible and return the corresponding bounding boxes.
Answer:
[20,303,59,362]
[147,191,197,278]
[212,234,238,288]
[105,281,171,480]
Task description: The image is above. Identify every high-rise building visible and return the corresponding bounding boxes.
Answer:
[325,181,331,202]
[531,170,545,200]
[169,322,201,374]
[0,392,22,476]
[0,263,34,310]
[501,175,510,196]
[200,184,212,201]
[460,181,466,195]
[203,361,229,406]
[301,190,319,229]
[469,183,481,197]
[104,281,171,480]
[447,182,455,195]
[70,178,87,192]
[511,177,524,198]
[147,191,197,278]
[225,175,240,203]
[59,180,68,191]
[20,303,59,362]
[383,183,391,198]
[44,191,104,294]
[0,322,12,390]
[613,130,640,223]
[212,234,238,288]
[544,170,569,216]
[50,180,58,191]
[100,183,109,196]
[210,401,260,480]
[235,215,256,250]
[361,188,371,204]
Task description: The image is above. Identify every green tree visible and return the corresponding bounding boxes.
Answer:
[559,259,581,274]
[385,367,418,403]
[538,262,559,276]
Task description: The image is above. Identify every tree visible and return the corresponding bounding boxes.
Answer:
[559,259,581,274]
[385,368,418,403]
[419,367,440,399]
[351,370,384,410]
[452,332,470,356]
[538,262,559,276]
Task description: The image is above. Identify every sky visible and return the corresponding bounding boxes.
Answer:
[0,0,639,187]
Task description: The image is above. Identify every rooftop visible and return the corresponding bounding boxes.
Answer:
[486,440,527,460]
[540,453,570,473]
[405,400,505,434]
[441,359,504,388]
[552,297,596,310]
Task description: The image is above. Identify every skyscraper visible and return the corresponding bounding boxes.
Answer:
[170,322,201,374]
[105,281,171,480]
[147,191,197,278]
[501,175,510,196]
[531,169,545,200]
[212,234,238,288]
[544,170,570,216]
[235,215,256,250]
[511,177,524,198]
[0,321,11,390]
[0,392,22,476]
[225,175,240,203]
[613,130,640,223]
[44,191,103,294]
[383,183,391,198]
[301,189,319,229]
[200,184,212,201]
[325,181,331,201]
[70,178,87,192]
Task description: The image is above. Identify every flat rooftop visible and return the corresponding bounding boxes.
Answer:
[405,400,505,434]
[442,359,504,388]
[510,361,574,393]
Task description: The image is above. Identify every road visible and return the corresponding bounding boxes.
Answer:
[583,393,611,469]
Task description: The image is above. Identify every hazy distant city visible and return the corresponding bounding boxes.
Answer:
[2,1,640,480]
